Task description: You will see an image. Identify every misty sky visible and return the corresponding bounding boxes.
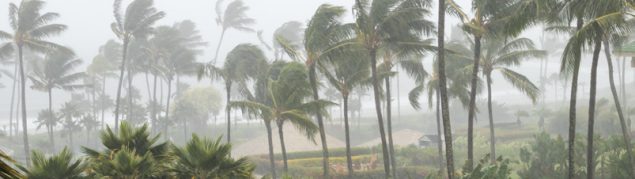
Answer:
[0,0,630,122]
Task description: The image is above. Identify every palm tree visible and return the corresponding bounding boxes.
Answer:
[0,0,69,164]
[82,122,168,178]
[276,4,353,177]
[111,0,165,131]
[409,40,475,176]
[231,61,329,177]
[321,46,370,177]
[89,40,120,129]
[34,109,60,151]
[273,21,304,60]
[0,150,23,179]
[29,50,85,147]
[212,0,255,64]
[171,135,254,178]
[79,115,100,147]
[17,148,86,179]
[352,0,434,176]
[435,0,455,177]
[478,38,544,162]
[559,1,631,177]
[199,44,267,144]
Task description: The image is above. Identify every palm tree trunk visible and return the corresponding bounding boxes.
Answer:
[343,94,353,178]
[212,29,227,64]
[436,90,445,176]
[277,122,288,173]
[18,45,31,167]
[586,36,602,179]
[265,121,277,179]
[165,79,173,128]
[466,36,482,170]
[152,74,158,130]
[145,72,152,99]
[368,49,391,178]
[437,1,455,177]
[308,65,330,178]
[8,62,17,137]
[226,81,232,143]
[101,77,106,130]
[127,67,133,121]
[385,77,397,178]
[486,73,496,162]
[603,40,634,173]
[114,38,129,131]
[48,88,55,149]
[568,18,583,179]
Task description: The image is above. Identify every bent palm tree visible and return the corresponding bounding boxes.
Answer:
[199,44,267,144]
[353,0,434,176]
[0,0,69,165]
[321,46,370,177]
[171,135,254,178]
[0,150,23,179]
[212,0,255,64]
[111,0,165,131]
[478,38,544,161]
[231,61,329,177]
[29,50,85,147]
[276,4,353,177]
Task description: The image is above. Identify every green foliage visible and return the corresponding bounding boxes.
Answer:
[171,135,254,178]
[461,155,512,179]
[0,150,23,179]
[19,148,87,179]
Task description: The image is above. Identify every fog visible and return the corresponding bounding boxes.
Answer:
[0,0,633,178]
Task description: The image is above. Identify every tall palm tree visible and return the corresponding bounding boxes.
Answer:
[29,50,85,147]
[559,1,631,177]
[89,40,120,129]
[478,38,544,161]
[321,46,370,177]
[199,44,267,144]
[0,0,69,164]
[212,0,255,64]
[231,61,329,177]
[111,0,165,131]
[409,40,475,176]
[17,148,86,179]
[276,4,353,177]
[352,0,433,176]
[171,135,254,178]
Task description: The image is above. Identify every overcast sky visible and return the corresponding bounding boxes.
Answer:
[0,0,630,125]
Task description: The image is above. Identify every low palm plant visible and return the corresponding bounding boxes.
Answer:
[83,122,168,178]
[0,150,23,179]
[18,148,87,179]
[171,135,254,178]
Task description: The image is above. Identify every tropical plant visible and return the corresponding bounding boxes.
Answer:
[460,155,512,179]
[558,0,633,176]
[0,0,69,164]
[111,0,165,131]
[276,4,354,177]
[352,0,434,176]
[34,109,60,150]
[18,148,87,179]
[171,135,254,178]
[83,122,168,178]
[231,61,330,178]
[88,40,120,129]
[321,46,370,177]
[212,0,255,64]
[29,50,85,147]
[199,43,267,144]
[0,150,23,179]
[273,21,303,60]
[478,37,544,161]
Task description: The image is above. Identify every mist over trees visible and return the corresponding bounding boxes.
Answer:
[1,0,635,178]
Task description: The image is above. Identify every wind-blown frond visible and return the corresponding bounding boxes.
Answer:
[498,67,540,103]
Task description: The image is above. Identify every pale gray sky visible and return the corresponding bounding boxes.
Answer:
[0,0,630,127]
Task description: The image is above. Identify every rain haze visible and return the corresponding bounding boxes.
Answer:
[0,0,633,178]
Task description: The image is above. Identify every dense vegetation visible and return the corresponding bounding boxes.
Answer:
[1,0,635,178]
